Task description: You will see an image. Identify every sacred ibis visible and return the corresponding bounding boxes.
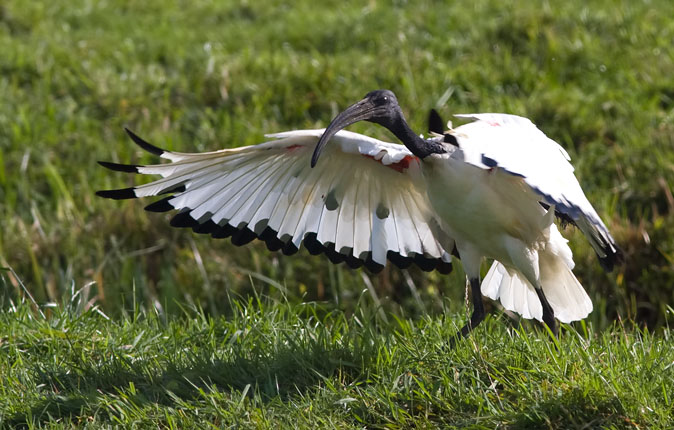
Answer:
[97,89,622,340]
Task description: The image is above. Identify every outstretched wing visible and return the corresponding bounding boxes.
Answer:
[97,129,455,273]
[449,113,622,270]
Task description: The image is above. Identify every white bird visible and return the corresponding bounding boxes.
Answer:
[98,89,621,340]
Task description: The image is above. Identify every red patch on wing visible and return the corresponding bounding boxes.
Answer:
[361,154,418,173]
[487,121,501,127]
[285,144,304,151]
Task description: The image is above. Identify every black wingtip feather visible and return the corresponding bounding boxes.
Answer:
[192,219,218,234]
[598,246,625,272]
[260,227,284,251]
[364,254,385,273]
[124,128,165,156]
[158,184,187,195]
[212,224,236,239]
[281,242,299,256]
[98,161,140,173]
[345,255,363,269]
[303,233,325,255]
[387,251,413,269]
[443,133,459,146]
[231,228,257,246]
[428,109,445,135]
[414,254,436,272]
[436,260,453,275]
[325,245,346,264]
[170,211,198,228]
[144,197,175,213]
[451,245,461,259]
[96,188,137,200]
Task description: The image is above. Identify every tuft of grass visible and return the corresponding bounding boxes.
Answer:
[0,296,672,428]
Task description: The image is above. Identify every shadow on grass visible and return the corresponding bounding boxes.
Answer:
[511,388,641,429]
[6,341,359,428]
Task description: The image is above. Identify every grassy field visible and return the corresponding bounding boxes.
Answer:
[1,0,674,427]
[2,296,673,428]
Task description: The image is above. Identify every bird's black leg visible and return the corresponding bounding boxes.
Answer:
[534,287,558,337]
[450,277,485,346]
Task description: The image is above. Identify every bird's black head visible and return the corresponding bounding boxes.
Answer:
[360,89,402,127]
[311,89,446,167]
[311,89,405,167]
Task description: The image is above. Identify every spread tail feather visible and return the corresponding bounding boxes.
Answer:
[538,251,593,323]
[482,259,592,323]
[482,262,543,321]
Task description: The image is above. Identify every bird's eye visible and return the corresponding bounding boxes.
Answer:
[373,95,388,106]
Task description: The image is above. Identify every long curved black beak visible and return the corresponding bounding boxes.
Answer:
[311,97,383,167]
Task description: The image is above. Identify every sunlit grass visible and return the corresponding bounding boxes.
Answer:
[1,291,671,428]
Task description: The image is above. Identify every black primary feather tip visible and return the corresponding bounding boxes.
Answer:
[428,109,445,135]
[144,197,175,213]
[170,211,199,228]
[98,161,140,173]
[124,128,165,156]
[95,187,137,200]
[427,109,459,147]
[597,244,625,272]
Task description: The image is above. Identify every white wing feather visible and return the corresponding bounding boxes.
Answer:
[450,114,620,266]
[101,129,455,273]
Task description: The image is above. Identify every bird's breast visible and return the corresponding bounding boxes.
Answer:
[424,157,549,259]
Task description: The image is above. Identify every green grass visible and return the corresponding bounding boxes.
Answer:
[1,0,674,427]
[1,294,672,428]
